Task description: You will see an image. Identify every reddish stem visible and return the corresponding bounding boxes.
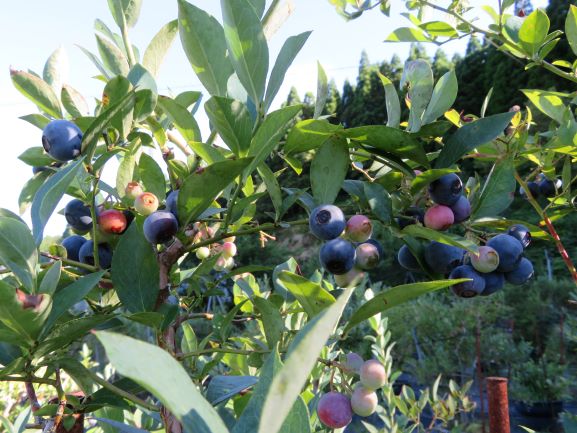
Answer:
[542,214,577,285]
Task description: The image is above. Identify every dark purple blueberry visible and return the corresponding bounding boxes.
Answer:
[449,196,471,223]
[487,234,524,272]
[428,173,463,206]
[505,258,534,285]
[319,238,356,275]
[449,265,486,298]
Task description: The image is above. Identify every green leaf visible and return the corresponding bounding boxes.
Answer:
[435,112,515,168]
[245,105,302,177]
[96,34,130,76]
[43,47,67,95]
[108,0,142,29]
[385,27,430,42]
[364,182,392,224]
[264,32,311,111]
[18,147,55,167]
[62,85,89,117]
[143,20,179,77]
[422,69,458,124]
[402,225,479,254]
[284,119,342,155]
[314,62,328,119]
[419,21,458,38]
[276,271,335,317]
[96,331,230,433]
[377,73,401,128]
[522,89,568,124]
[472,158,516,219]
[178,0,234,97]
[42,271,105,335]
[343,280,466,333]
[566,5,577,57]
[221,0,269,104]
[205,97,253,156]
[253,297,284,349]
[342,126,429,166]
[0,218,38,293]
[311,137,349,205]
[401,60,434,133]
[77,45,112,79]
[19,114,51,130]
[410,169,459,194]
[31,158,85,245]
[233,350,311,433]
[138,153,166,201]
[257,164,283,221]
[103,76,133,139]
[0,280,51,343]
[178,158,253,226]
[38,261,61,296]
[257,288,353,433]
[19,173,49,215]
[206,376,258,406]
[10,70,62,118]
[519,9,550,57]
[157,96,201,144]
[111,223,159,313]
[81,92,136,155]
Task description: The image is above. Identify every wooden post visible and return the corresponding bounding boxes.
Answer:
[486,377,510,433]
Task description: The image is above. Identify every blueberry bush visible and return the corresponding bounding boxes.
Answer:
[2,0,576,432]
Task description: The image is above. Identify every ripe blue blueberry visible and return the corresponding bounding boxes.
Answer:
[78,241,113,269]
[143,211,179,244]
[398,245,421,272]
[428,173,463,206]
[396,207,425,229]
[424,242,465,275]
[449,195,471,223]
[64,199,93,233]
[449,265,486,298]
[505,258,534,285]
[519,181,540,199]
[480,271,505,296]
[319,238,356,275]
[166,190,179,219]
[61,235,87,261]
[42,120,82,161]
[309,205,346,240]
[538,178,562,198]
[487,234,524,272]
[507,224,531,249]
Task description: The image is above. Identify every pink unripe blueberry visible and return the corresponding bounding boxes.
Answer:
[134,192,159,216]
[125,181,143,200]
[345,215,373,242]
[334,268,365,288]
[221,242,237,258]
[351,385,378,417]
[214,256,234,271]
[342,352,364,374]
[98,209,127,234]
[360,359,387,390]
[470,246,500,273]
[424,205,454,231]
[196,246,211,260]
[316,392,353,429]
[355,242,380,270]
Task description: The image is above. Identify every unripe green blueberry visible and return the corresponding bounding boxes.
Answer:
[134,192,159,216]
[221,242,237,258]
[334,268,365,288]
[470,246,500,273]
[196,246,211,260]
[351,385,378,417]
[125,181,143,200]
[360,359,387,390]
[345,215,373,242]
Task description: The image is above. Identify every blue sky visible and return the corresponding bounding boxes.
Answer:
[0,0,548,236]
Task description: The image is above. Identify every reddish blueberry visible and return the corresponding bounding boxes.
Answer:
[355,241,381,270]
[351,385,378,417]
[317,392,353,429]
[360,359,387,390]
[98,209,127,234]
[424,205,454,231]
[345,215,373,242]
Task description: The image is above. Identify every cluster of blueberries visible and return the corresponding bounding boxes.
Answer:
[418,173,471,231]
[398,224,534,297]
[309,205,383,287]
[520,174,563,199]
[317,354,386,429]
